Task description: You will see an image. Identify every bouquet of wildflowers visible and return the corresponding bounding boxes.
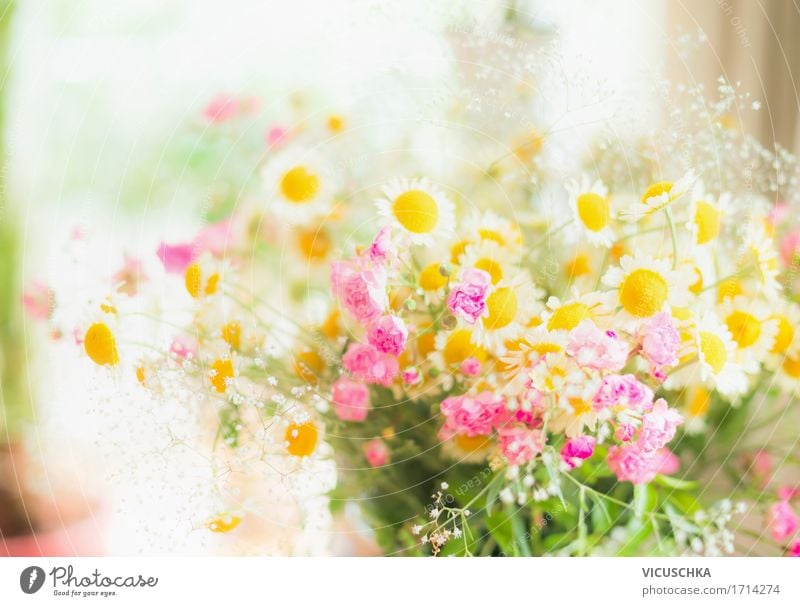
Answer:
[49,74,800,557]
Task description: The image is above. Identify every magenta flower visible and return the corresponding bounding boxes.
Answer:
[439,391,504,439]
[561,435,596,469]
[332,377,371,422]
[788,540,800,557]
[446,268,491,325]
[566,320,628,371]
[607,444,658,484]
[460,357,481,376]
[342,342,398,387]
[769,500,799,542]
[367,315,408,357]
[366,226,395,264]
[363,439,390,467]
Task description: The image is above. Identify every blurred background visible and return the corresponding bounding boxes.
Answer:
[1,0,798,555]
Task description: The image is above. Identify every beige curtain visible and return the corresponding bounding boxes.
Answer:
[669,0,800,154]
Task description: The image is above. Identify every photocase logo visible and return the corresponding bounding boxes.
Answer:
[20,566,46,594]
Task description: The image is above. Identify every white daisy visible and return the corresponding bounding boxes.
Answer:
[741,221,781,300]
[601,254,693,328]
[686,186,730,247]
[376,178,455,247]
[764,300,800,370]
[261,148,334,222]
[499,326,569,395]
[460,209,525,252]
[566,177,615,247]
[718,295,779,375]
[623,170,695,221]
[458,239,518,286]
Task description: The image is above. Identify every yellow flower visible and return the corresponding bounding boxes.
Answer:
[376,178,455,247]
[210,358,234,393]
[207,513,241,533]
[285,421,318,457]
[84,323,119,366]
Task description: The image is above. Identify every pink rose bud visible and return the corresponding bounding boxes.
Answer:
[364,438,390,467]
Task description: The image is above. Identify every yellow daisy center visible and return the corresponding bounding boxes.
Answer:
[84,322,119,366]
[547,302,590,331]
[210,358,234,393]
[294,350,324,384]
[326,114,345,132]
[689,266,703,295]
[694,201,721,244]
[416,329,437,359]
[484,287,518,330]
[208,513,241,533]
[444,329,487,364]
[297,228,331,261]
[185,263,203,298]
[474,257,503,284]
[392,190,439,234]
[280,166,320,203]
[699,331,727,374]
[770,314,794,354]
[565,254,591,279]
[569,398,592,416]
[419,263,448,291]
[455,434,491,452]
[321,310,341,339]
[285,422,318,457]
[725,310,761,349]
[717,278,743,303]
[531,342,563,356]
[619,268,668,317]
[221,321,241,350]
[783,355,800,378]
[688,386,711,417]
[576,192,611,232]
[478,228,505,246]
[642,181,673,204]
[450,239,470,262]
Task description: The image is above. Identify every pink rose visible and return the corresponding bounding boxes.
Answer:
[615,423,636,442]
[157,242,197,274]
[788,540,800,557]
[342,343,399,387]
[366,226,395,264]
[402,368,420,385]
[593,374,654,412]
[364,439,390,467]
[498,427,544,466]
[170,334,198,359]
[637,399,683,453]
[639,312,680,375]
[566,320,628,371]
[332,377,370,422]
[367,315,408,357]
[439,391,504,439]
[446,268,491,325]
[331,260,388,324]
[607,444,658,484]
[561,435,596,469]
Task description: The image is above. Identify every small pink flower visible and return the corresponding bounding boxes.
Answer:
[615,423,636,442]
[331,260,388,324]
[750,450,773,487]
[566,320,628,371]
[788,540,800,557]
[265,125,288,147]
[367,315,408,357]
[332,377,370,422]
[769,500,799,542]
[639,312,680,374]
[446,268,491,325]
[342,343,399,387]
[439,391,504,439]
[494,407,541,430]
[777,486,800,501]
[22,282,53,321]
[593,374,654,412]
[203,93,240,123]
[157,242,196,274]
[366,226,395,264]
[170,334,198,359]
[561,435,596,469]
[637,399,683,453]
[460,357,481,376]
[498,427,544,466]
[364,439,390,467]
[653,448,680,475]
[402,368,421,385]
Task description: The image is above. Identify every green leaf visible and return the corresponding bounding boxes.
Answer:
[655,474,697,491]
